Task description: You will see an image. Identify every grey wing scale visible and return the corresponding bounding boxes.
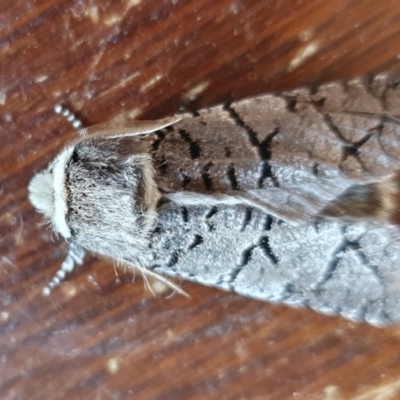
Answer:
[147,204,400,327]
[144,74,400,327]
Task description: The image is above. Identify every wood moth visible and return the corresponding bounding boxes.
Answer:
[28,74,400,327]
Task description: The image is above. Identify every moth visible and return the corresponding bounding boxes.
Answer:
[28,74,400,327]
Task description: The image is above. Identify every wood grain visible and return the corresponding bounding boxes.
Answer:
[2,1,400,399]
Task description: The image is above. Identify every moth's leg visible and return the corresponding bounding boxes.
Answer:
[54,104,82,130]
[163,192,303,223]
[42,241,86,296]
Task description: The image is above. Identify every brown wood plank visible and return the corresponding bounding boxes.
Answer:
[2,1,400,399]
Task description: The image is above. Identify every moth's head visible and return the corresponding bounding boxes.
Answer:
[28,146,74,239]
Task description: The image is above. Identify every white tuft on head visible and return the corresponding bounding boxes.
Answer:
[28,170,55,220]
[28,146,75,239]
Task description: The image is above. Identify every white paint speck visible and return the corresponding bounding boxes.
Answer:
[183,81,210,101]
[288,41,320,71]
[140,73,163,92]
[127,108,142,119]
[106,358,120,374]
[71,37,85,50]
[84,89,94,99]
[230,3,240,14]
[235,343,248,358]
[104,14,122,26]
[62,282,77,298]
[0,91,6,105]
[151,279,169,295]
[86,5,99,23]
[0,312,9,322]
[323,385,341,400]
[87,274,100,290]
[35,75,48,83]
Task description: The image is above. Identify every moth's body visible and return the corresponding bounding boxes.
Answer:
[28,74,400,326]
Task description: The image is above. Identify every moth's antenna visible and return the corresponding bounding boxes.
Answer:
[42,242,86,296]
[54,104,82,130]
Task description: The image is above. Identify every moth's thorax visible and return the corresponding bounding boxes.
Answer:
[29,137,161,249]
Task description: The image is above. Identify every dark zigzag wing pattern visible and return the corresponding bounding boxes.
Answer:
[144,74,400,327]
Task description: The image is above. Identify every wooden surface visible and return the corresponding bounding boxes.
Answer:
[2,1,400,399]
